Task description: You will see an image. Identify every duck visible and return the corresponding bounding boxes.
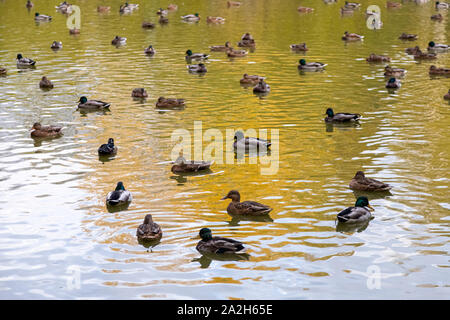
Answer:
[405,46,421,55]
[340,7,354,14]
[237,34,256,48]
[39,76,54,89]
[167,4,178,11]
[290,43,308,51]
[253,79,270,93]
[34,12,52,21]
[240,73,265,85]
[185,50,209,61]
[69,28,80,34]
[227,1,242,7]
[171,153,213,174]
[414,49,437,60]
[78,96,111,109]
[324,108,361,123]
[142,21,155,29]
[0,67,6,75]
[349,171,392,191]
[297,6,314,13]
[111,36,127,46]
[384,66,406,77]
[157,8,168,15]
[106,182,132,206]
[131,88,148,98]
[298,59,327,71]
[398,33,417,40]
[227,48,248,57]
[342,31,364,41]
[144,45,155,55]
[221,190,273,216]
[136,214,162,241]
[181,13,200,21]
[16,54,36,67]
[50,41,63,49]
[386,2,402,8]
[233,130,271,152]
[210,41,232,52]
[429,65,450,75]
[207,16,225,23]
[386,77,401,89]
[435,1,450,9]
[55,2,72,14]
[120,3,139,14]
[159,15,169,24]
[337,196,374,224]
[444,89,450,100]
[344,1,361,9]
[366,53,390,62]
[98,138,117,156]
[26,1,34,9]
[156,97,185,108]
[196,228,245,255]
[30,122,62,138]
[97,6,110,12]
[427,41,449,52]
[187,63,207,73]
[431,13,443,21]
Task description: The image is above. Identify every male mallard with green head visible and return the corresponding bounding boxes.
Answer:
[16,54,36,68]
[221,190,272,216]
[349,171,392,191]
[386,77,401,89]
[337,196,374,224]
[30,122,63,138]
[181,13,200,21]
[324,108,361,123]
[34,12,52,21]
[427,41,449,53]
[136,214,162,241]
[298,59,327,71]
[98,138,117,156]
[144,45,155,55]
[233,130,271,152]
[185,50,209,61]
[196,228,245,255]
[78,96,110,109]
[106,182,132,206]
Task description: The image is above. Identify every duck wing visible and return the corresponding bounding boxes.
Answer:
[337,206,370,223]
[238,201,272,215]
[87,100,111,108]
[361,177,392,191]
[210,237,245,253]
[332,113,361,121]
[98,143,114,154]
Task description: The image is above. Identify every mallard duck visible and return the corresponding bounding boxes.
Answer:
[227,48,248,57]
[366,53,390,62]
[436,1,450,9]
[156,97,185,108]
[16,54,36,67]
[222,190,273,216]
[342,31,364,41]
[181,13,200,21]
[142,21,155,29]
[111,36,127,46]
[386,2,401,8]
[185,50,209,61]
[290,43,308,51]
[405,46,420,55]
[240,73,265,85]
[26,1,34,9]
[98,138,117,155]
[106,182,132,206]
[253,79,270,93]
[384,66,406,77]
[144,45,155,55]
[187,63,207,73]
[119,3,139,14]
[97,6,110,12]
[39,76,54,89]
[207,16,226,24]
[349,171,392,191]
[414,49,437,60]
[69,28,80,34]
[55,2,72,14]
[297,6,314,13]
[444,89,450,100]
[167,4,178,11]
[227,1,242,7]
[337,196,374,224]
[344,1,361,9]
[171,154,213,174]
[233,130,271,152]
[157,8,168,15]
[30,122,62,138]
[210,41,232,52]
[298,59,327,71]
[324,107,361,123]
[398,33,417,40]
[159,15,169,24]
[0,67,6,75]
[427,41,449,52]
[131,88,148,98]
[50,41,62,49]
[431,13,443,21]
[340,7,354,14]
[196,228,245,255]
[136,214,162,241]
[386,77,401,89]
[78,96,110,109]
[429,65,450,75]
[34,12,52,21]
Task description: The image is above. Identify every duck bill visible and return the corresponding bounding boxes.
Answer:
[221,196,228,200]
[366,205,375,211]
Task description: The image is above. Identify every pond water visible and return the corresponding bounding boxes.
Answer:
[0,0,449,299]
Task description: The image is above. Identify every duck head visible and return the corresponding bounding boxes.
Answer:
[35,12,39,16]
[388,77,396,83]
[79,96,88,104]
[115,181,125,191]
[355,196,374,211]
[353,171,365,180]
[17,53,23,60]
[428,41,435,48]
[199,228,212,241]
[186,49,193,56]
[221,190,241,202]
[194,13,199,17]
[325,108,334,117]
[299,59,306,66]
[32,122,41,130]
[143,214,153,224]
[107,138,114,146]
[234,130,245,142]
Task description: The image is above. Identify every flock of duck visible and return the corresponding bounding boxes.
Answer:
[2,1,449,257]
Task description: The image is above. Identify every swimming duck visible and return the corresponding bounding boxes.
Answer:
[30,122,62,138]
[398,33,417,40]
[98,138,117,155]
[142,21,155,29]
[167,4,178,11]
[298,59,327,71]
[366,53,390,62]
[344,1,361,9]
[436,1,450,9]
[207,16,225,23]
[34,12,52,21]
[386,77,401,89]
[157,8,168,15]
[26,1,33,8]
[349,171,392,191]
[337,196,374,224]
[227,1,242,7]
[196,228,245,255]
[181,13,200,21]
[78,96,111,109]
[237,34,256,48]
[185,50,209,61]
[55,2,72,14]
[111,36,127,46]
[340,7,354,14]
[39,76,54,89]
[297,6,314,12]
[444,89,450,100]
[120,3,139,14]
[221,190,273,216]
[106,182,132,206]
[384,66,406,77]
[16,54,36,68]
[414,49,437,60]
[187,63,207,73]
[431,13,443,21]
[324,108,361,123]
[51,41,63,49]
[342,31,364,41]
[210,41,232,52]
[97,6,110,12]
[227,48,248,57]
[131,88,148,98]
[156,97,185,108]
[429,65,450,75]
[159,15,169,24]
[386,2,401,8]
[290,43,308,51]
[136,214,162,241]
[171,154,213,174]
[427,41,449,52]
[253,79,270,93]
[240,73,265,85]
[233,130,271,152]
[144,45,155,55]
[405,46,421,55]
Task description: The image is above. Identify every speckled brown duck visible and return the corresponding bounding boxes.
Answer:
[221,190,272,216]
[349,171,392,192]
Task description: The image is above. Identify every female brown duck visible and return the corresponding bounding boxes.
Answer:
[30,122,62,138]
[349,171,392,191]
[136,214,162,241]
[221,190,272,216]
